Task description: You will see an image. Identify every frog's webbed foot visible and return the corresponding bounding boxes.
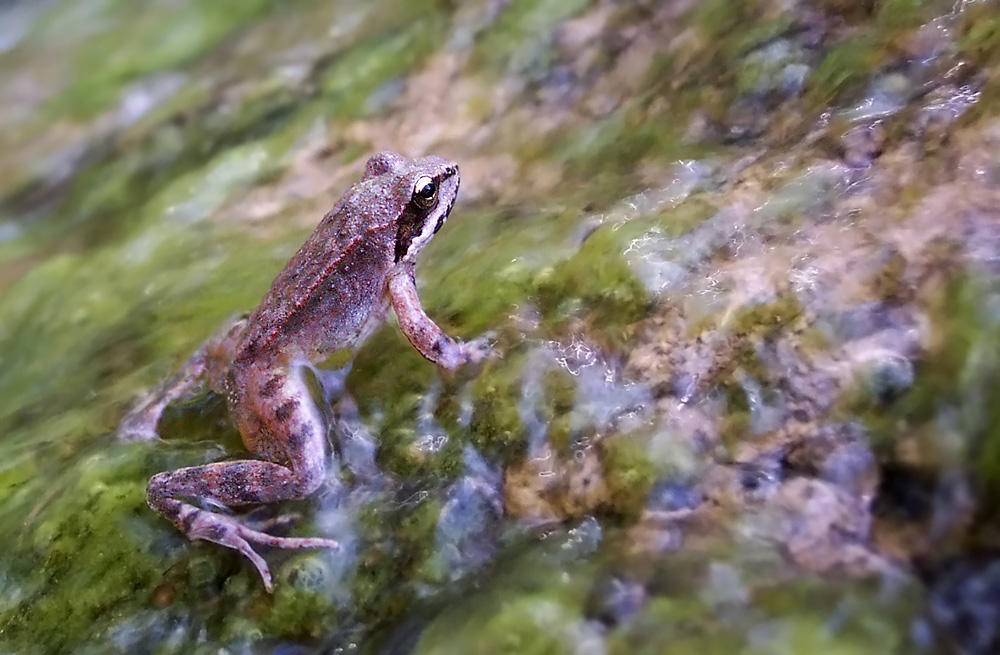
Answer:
[179,505,339,593]
[456,332,496,365]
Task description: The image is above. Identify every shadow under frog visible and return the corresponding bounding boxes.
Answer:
[119,152,492,592]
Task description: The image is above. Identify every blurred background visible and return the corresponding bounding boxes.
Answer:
[3,0,1000,653]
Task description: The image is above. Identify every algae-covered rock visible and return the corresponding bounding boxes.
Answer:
[608,557,920,654]
[534,222,650,343]
[601,434,657,520]
[6,0,1000,652]
[413,537,599,655]
[0,445,164,653]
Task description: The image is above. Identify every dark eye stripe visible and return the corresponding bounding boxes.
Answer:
[394,206,422,263]
[394,172,458,263]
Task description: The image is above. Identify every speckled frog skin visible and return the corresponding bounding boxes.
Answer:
[119,152,492,591]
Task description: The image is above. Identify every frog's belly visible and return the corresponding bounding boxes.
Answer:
[300,294,389,359]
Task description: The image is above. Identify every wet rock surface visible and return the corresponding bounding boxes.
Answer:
[3,0,1000,653]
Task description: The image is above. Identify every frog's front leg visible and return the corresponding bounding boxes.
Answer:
[146,364,338,592]
[118,317,247,442]
[387,268,493,370]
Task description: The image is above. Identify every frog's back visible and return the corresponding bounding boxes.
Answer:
[234,180,404,365]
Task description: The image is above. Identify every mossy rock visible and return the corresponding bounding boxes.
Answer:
[804,36,881,110]
[0,446,165,653]
[601,434,656,520]
[534,223,651,345]
[472,0,594,76]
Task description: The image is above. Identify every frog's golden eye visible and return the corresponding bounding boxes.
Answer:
[413,176,437,208]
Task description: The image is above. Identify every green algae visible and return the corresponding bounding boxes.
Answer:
[956,3,1000,66]
[686,296,802,448]
[417,205,580,334]
[0,216,299,432]
[608,564,918,655]
[397,498,443,552]
[347,329,453,478]
[552,110,709,197]
[350,499,449,627]
[390,201,655,451]
[657,196,718,238]
[0,209,309,651]
[748,577,919,654]
[690,293,803,340]
[262,579,337,640]
[541,367,578,455]
[319,15,446,120]
[800,0,953,113]
[473,0,593,75]
[729,293,803,337]
[5,0,999,650]
[41,0,281,120]
[841,271,1000,513]
[141,142,281,225]
[1,0,462,282]
[601,434,656,520]
[803,36,881,110]
[534,223,650,344]
[414,548,595,655]
[341,199,667,481]
[866,249,910,303]
[410,529,919,655]
[422,597,583,655]
[734,44,798,98]
[875,0,950,32]
[726,16,796,61]
[607,596,744,655]
[469,351,529,461]
[692,0,766,44]
[0,445,163,654]
[0,88,305,277]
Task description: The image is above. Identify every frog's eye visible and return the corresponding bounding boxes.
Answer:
[413,176,437,208]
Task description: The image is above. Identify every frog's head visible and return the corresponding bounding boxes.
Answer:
[363,151,461,265]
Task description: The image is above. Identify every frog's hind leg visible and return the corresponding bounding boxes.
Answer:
[146,454,339,591]
[149,487,339,592]
[145,364,338,591]
[118,316,247,442]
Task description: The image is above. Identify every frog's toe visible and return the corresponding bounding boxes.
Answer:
[185,511,338,591]
[235,512,341,551]
[246,512,302,532]
[232,537,275,593]
[462,334,496,364]
[180,507,276,591]
[236,523,341,552]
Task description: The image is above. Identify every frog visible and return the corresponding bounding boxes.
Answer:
[118,151,492,591]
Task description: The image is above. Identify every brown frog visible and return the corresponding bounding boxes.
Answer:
[119,152,492,591]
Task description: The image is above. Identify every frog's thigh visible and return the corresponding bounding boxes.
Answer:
[148,458,322,512]
[152,366,328,510]
[233,363,327,483]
